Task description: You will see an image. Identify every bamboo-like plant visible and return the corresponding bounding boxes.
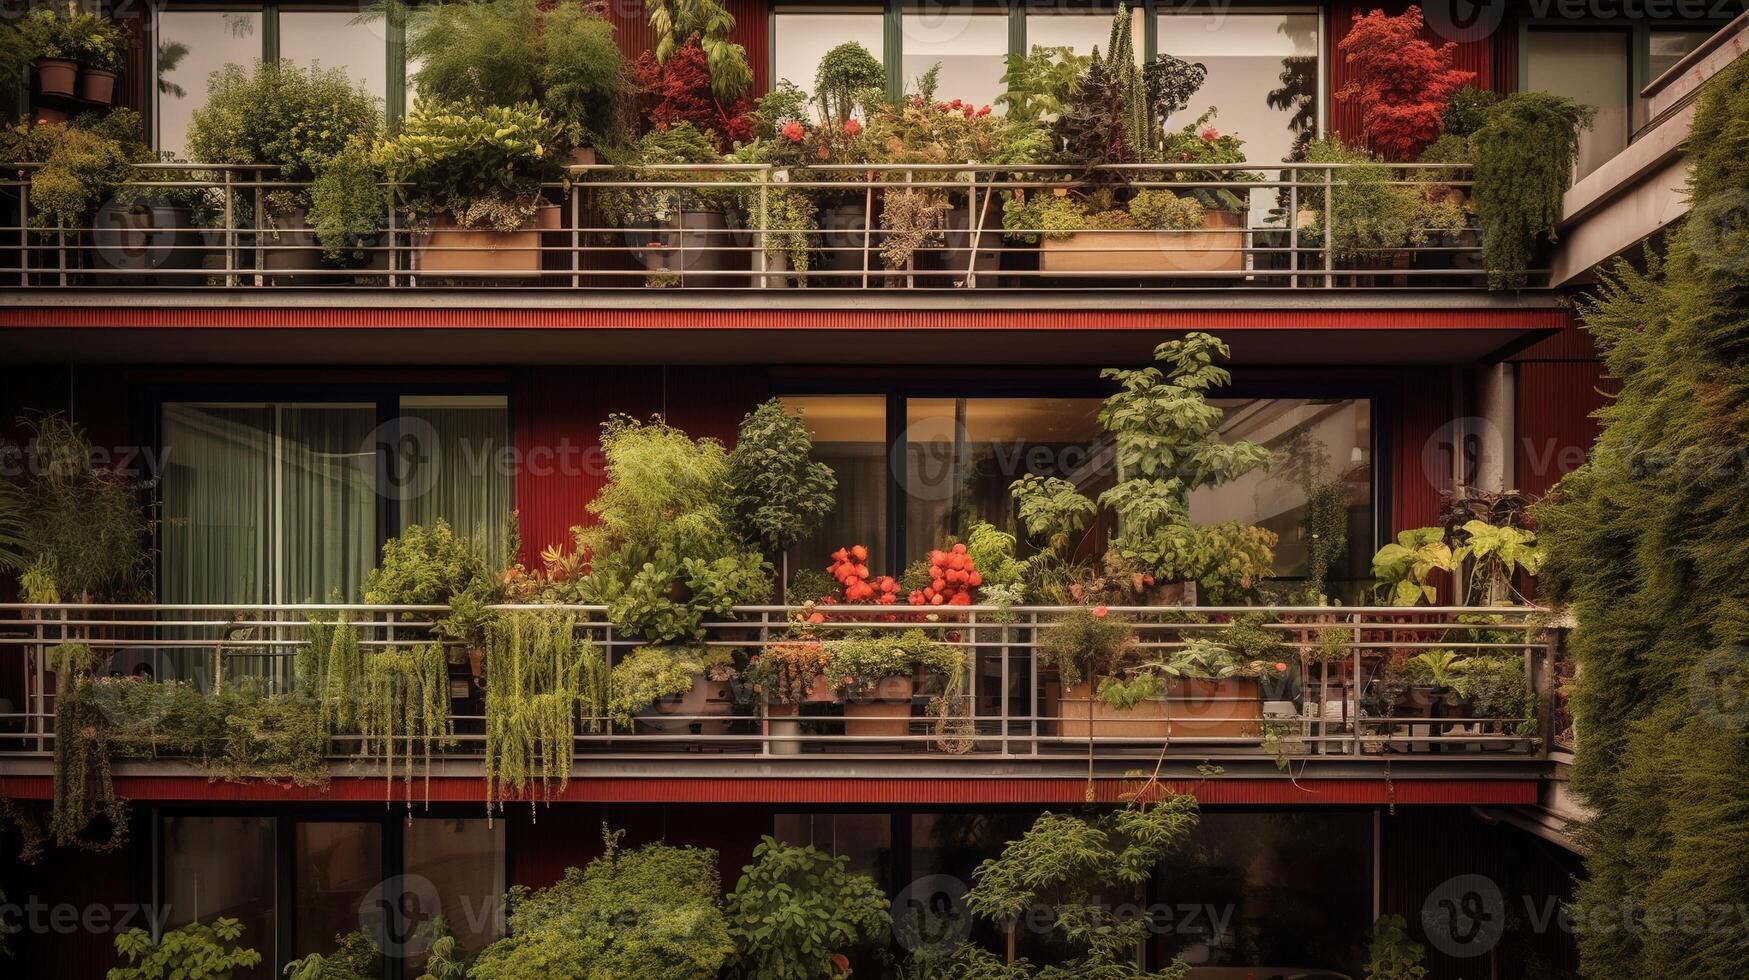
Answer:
[357,643,453,808]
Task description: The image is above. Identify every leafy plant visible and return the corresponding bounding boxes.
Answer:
[283,931,380,980]
[1143,54,1207,129]
[636,42,755,150]
[357,644,453,806]
[1003,187,1202,243]
[997,45,1089,123]
[109,918,263,980]
[1404,649,1460,689]
[1334,7,1473,160]
[1038,607,1136,690]
[1471,92,1594,289]
[1364,915,1428,980]
[607,645,717,728]
[726,398,837,575]
[10,413,150,603]
[0,110,151,229]
[724,836,891,980]
[49,644,129,852]
[1299,136,1467,265]
[1055,51,1131,171]
[1371,527,1457,606]
[966,796,1200,964]
[814,42,885,130]
[373,101,560,230]
[751,640,831,705]
[826,629,963,697]
[307,139,386,264]
[25,3,125,71]
[1441,87,1502,140]
[646,0,752,102]
[413,917,466,980]
[471,827,731,980]
[363,519,500,644]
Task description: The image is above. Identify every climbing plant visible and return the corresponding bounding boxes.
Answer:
[1533,57,1749,980]
[48,643,129,852]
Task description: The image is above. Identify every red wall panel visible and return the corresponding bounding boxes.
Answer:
[1327,1,1518,145]
[1391,366,1456,532]
[1514,361,1615,499]
[607,0,770,95]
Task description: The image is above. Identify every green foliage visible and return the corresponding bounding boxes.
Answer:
[199,683,330,787]
[0,110,150,228]
[373,101,560,230]
[413,917,466,980]
[1010,474,1097,555]
[1532,58,1749,980]
[1471,93,1594,289]
[1371,520,1542,606]
[727,399,837,555]
[1441,87,1501,140]
[1299,136,1467,265]
[1303,480,1351,600]
[825,629,964,696]
[472,828,731,980]
[108,918,262,980]
[364,519,500,643]
[1370,527,1457,606]
[607,645,712,728]
[966,798,1199,963]
[1002,187,1202,243]
[49,644,129,852]
[357,644,453,805]
[1364,915,1427,980]
[964,521,1025,593]
[1055,52,1131,171]
[725,836,892,980]
[10,413,149,604]
[814,42,886,129]
[187,61,382,187]
[1038,608,1135,689]
[283,931,380,980]
[1096,333,1277,599]
[576,415,771,642]
[997,46,1089,123]
[646,0,752,101]
[482,612,610,810]
[539,0,632,146]
[307,139,385,264]
[25,2,126,70]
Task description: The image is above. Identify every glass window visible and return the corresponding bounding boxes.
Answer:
[777,395,889,576]
[398,396,514,568]
[1155,11,1320,169]
[1190,399,1372,586]
[161,403,378,612]
[774,813,892,891]
[901,8,1008,108]
[1647,28,1713,82]
[156,8,263,156]
[401,818,506,978]
[902,397,1105,561]
[295,821,384,962]
[164,816,277,980]
[279,8,390,102]
[1527,30,1630,179]
[1026,7,1127,59]
[773,11,887,104]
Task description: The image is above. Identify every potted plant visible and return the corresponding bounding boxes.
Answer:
[609,645,737,735]
[827,629,962,738]
[373,101,561,278]
[21,3,85,100]
[725,398,836,596]
[599,122,748,287]
[64,6,124,105]
[185,61,383,281]
[0,109,154,279]
[724,837,890,979]
[1038,606,1161,739]
[1298,136,1468,282]
[1334,6,1474,162]
[1006,184,1220,275]
[1128,618,1287,739]
[753,640,833,755]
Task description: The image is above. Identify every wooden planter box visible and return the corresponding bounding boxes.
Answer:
[843,675,916,738]
[1168,677,1263,738]
[1040,209,1244,275]
[416,203,559,276]
[1056,681,1171,740]
[636,671,734,736]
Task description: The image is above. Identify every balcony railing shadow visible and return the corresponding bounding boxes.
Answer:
[0,162,1516,292]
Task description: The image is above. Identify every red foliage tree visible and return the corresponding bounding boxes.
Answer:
[636,41,752,150]
[1335,7,1475,160]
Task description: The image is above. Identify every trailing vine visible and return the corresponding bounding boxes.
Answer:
[483,611,610,814]
[48,644,129,853]
[358,643,454,809]
[1471,92,1594,289]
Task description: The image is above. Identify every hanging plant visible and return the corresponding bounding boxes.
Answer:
[48,644,129,852]
[483,611,610,814]
[357,643,454,808]
[1471,92,1595,289]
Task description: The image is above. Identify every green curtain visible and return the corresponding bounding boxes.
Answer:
[161,404,272,607]
[278,406,378,604]
[398,399,513,568]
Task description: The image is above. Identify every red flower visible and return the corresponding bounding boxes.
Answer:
[976,105,991,117]
[1199,125,1220,141]
[1092,606,1109,618]
[781,120,805,142]
[1274,662,1289,672]
[843,118,862,136]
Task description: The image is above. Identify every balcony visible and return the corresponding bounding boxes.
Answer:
[0,162,1506,293]
[0,603,1562,801]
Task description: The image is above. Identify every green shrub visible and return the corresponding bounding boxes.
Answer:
[0,110,150,229]
[372,101,559,230]
[1471,92,1594,289]
[306,139,386,264]
[724,836,891,980]
[607,645,721,727]
[284,931,380,980]
[726,398,836,557]
[109,918,263,980]
[364,519,500,644]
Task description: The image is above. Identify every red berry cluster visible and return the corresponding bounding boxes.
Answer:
[910,543,981,606]
[828,545,900,604]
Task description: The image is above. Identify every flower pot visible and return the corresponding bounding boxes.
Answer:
[87,203,209,286]
[810,202,873,286]
[1039,209,1245,277]
[32,106,68,126]
[415,203,557,278]
[636,670,734,736]
[1056,681,1171,740]
[34,57,77,97]
[1167,677,1263,739]
[766,712,804,755]
[78,67,118,105]
[843,674,915,738]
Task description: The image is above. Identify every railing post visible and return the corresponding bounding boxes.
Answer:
[999,614,1010,757]
[1029,608,1040,756]
[760,610,771,757]
[252,168,265,288]
[1322,167,1334,290]
[570,182,581,289]
[1350,614,1362,756]
[223,169,237,288]
[1288,168,1299,290]
[1534,622,1553,759]
[18,172,30,286]
[756,167,769,285]
[33,607,46,755]
[388,200,400,288]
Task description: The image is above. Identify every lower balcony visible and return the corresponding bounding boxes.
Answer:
[0,603,1562,806]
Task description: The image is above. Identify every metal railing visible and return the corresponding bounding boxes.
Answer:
[0,603,1556,765]
[0,162,1509,291]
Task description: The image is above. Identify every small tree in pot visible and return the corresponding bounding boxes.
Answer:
[726,398,836,597]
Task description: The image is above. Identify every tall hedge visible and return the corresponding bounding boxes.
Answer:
[1535,57,1749,980]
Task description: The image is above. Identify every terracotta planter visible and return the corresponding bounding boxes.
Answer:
[33,106,68,126]
[34,57,77,97]
[78,68,117,105]
[636,671,733,736]
[843,675,915,738]
[1040,209,1245,275]
[416,203,558,277]
[1167,677,1263,739]
[1056,681,1170,740]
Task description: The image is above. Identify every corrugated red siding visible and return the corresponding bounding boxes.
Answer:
[608,0,769,95]
[1328,1,1518,145]
[1515,362,1614,498]
[1393,366,1456,532]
